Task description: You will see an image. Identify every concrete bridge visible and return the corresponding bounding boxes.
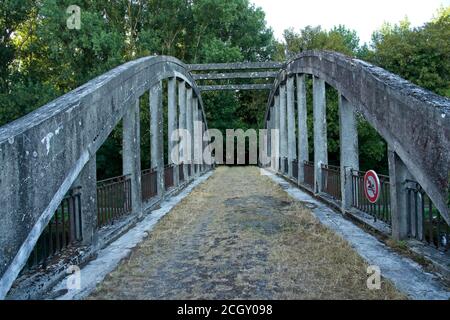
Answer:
[0,51,449,299]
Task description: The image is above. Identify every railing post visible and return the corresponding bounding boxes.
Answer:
[296,74,308,185]
[186,87,193,179]
[388,147,412,240]
[168,77,179,187]
[201,118,207,172]
[178,80,187,182]
[287,76,296,178]
[313,76,328,194]
[123,99,142,217]
[274,94,280,172]
[279,84,287,174]
[266,115,271,168]
[72,157,97,246]
[193,96,201,177]
[269,105,275,171]
[150,81,165,198]
[339,94,359,212]
[271,107,279,172]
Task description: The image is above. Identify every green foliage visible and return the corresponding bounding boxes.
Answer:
[369,8,450,97]
[0,2,448,178]
[276,8,449,172]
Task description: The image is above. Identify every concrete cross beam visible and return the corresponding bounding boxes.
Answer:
[188,61,283,71]
[198,84,272,91]
[192,71,278,80]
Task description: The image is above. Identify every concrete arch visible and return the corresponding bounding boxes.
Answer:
[266,50,450,225]
[0,56,208,298]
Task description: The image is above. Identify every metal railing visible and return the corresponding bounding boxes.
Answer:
[292,159,298,180]
[283,158,288,175]
[321,164,341,201]
[97,175,132,227]
[405,180,449,251]
[24,188,82,270]
[141,168,158,202]
[351,170,391,225]
[164,165,174,190]
[187,163,192,177]
[303,161,315,189]
[179,163,185,183]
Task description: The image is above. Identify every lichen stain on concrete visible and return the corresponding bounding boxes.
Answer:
[40,132,54,155]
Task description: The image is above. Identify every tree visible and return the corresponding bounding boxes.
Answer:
[369,8,450,97]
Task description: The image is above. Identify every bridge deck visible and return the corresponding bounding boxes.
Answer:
[88,167,403,299]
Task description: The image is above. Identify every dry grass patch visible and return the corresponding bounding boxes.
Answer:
[89,166,406,300]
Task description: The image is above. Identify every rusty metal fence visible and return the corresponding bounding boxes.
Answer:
[142,168,158,202]
[321,164,341,201]
[164,165,174,190]
[292,159,298,180]
[179,163,185,183]
[25,188,82,270]
[351,169,391,225]
[97,175,132,227]
[303,161,314,189]
[405,180,449,251]
[283,157,288,175]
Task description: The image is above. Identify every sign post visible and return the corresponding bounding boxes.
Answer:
[364,170,381,203]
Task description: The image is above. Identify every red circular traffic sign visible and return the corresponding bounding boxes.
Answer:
[364,170,381,203]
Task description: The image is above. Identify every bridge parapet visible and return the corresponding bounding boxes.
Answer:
[0,56,212,298]
[265,50,450,243]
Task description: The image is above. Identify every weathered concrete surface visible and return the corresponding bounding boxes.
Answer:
[312,76,328,193]
[296,74,309,184]
[339,95,359,211]
[264,169,450,300]
[266,50,450,225]
[0,56,209,299]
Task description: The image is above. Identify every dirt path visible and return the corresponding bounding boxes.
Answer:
[89,166,404,299]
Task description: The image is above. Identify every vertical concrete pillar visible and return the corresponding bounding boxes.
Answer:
[178,80,187,182]
[268,106,274,170]
[150,81,164,198]
[286,77,296,178]
[279,85,287,174]
[266,116,271,168]
[73,157,97,246]
[296,74,309,185]
[274,95,280,172]
[339,94,359,212]
[193,97,201,177]
[201,117,206,172]
[168,77,179,187]
[191,94,196,177]
[388,148,412,240]
[186,88,193,180]
[270,106,279,172]
[313,76,327,194]
[123,99,142,217]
